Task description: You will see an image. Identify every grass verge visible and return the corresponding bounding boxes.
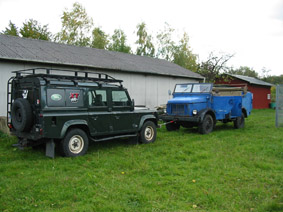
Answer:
[0,109,282,211]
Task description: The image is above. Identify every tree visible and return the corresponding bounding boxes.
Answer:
[91,27,109,49]
[135,22,155,57]
[156,24,198,72]
[108,29,131,53]
[20,19,52,40]
[1,21,19,36]
[156,22,175,61]
[228,66,259,78]
[173,32,198,72]
[55,2,93,46]
[197,52,234,83]
[262,75,283,84]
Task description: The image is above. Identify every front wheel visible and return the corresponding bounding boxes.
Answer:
[198,114,214,134]
[234,112,245,129]
[60,128,89,157]
[140,121,157,144]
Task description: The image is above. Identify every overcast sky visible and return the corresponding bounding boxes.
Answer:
[0,0,282,76]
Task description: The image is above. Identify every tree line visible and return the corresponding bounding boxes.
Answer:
[1,2,282,84]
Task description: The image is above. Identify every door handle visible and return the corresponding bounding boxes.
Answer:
[115,116,120,120]
[92,116,98,121]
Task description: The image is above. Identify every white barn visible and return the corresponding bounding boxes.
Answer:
[0,34,204,117]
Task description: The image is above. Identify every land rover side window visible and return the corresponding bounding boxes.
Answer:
[112,90,130,107]
[47,89,84,107]
[88,90,107,107]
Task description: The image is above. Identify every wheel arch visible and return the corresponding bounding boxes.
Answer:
[60,120,90,138]
[138,115,158,130]
[199,109,216,124]
[242,108,248,118]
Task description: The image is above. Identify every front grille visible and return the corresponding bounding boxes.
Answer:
[171,104,186,115]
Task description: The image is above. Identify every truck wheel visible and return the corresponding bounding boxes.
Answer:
[166,122,180,131]
[198,114,214,134]
[60,128,89,157]
[140,121,156,144]
[234,112,245,129]
[11,98,33,132]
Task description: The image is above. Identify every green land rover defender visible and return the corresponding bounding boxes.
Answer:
[7,68,158,158]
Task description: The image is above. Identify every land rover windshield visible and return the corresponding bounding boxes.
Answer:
[174,83,212,93]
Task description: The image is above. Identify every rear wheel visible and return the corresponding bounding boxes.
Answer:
[234,112,245,129]
[198,114,214,134]
[60,128,89,157]
[140,121,156,144]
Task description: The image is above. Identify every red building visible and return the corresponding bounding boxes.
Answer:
[215,74,273,109]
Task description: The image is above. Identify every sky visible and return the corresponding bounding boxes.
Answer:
[0,0,282,76]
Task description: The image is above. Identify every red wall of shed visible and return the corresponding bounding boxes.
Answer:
[215,78,271,109]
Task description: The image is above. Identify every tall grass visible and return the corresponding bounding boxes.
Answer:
[0,109,282,211]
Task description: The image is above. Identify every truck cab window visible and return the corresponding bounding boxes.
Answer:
[112,90,130,106]
[88,90,107,107]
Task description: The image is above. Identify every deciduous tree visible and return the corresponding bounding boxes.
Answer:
[91,27,109,49]
[173,32,198,72]
[262,75,283,84]
[228,66,259,78]
[56,2,93,46]
[1,21,19,36]
[156,23,175,61]
[108,29,131,53]
[20,19,52,40]
[135,22,155,57]
[197,52,234,82]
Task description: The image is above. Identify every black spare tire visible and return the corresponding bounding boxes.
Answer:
[11,98,33,132]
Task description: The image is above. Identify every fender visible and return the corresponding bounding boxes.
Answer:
[198,109,216,123]
[242,108,248,117]
[138,114,157,130]
[60,119,88,138]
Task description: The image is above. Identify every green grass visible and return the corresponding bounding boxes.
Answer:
[0,109,282,211]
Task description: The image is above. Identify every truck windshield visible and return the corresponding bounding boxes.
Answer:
[174,84,212,93]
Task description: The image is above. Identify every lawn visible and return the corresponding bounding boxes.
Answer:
[0,109,282,212]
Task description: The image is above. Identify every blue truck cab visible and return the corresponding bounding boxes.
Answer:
[160,83,252,134]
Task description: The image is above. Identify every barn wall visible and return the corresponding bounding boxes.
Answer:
[0,61,199,116]
[215,77,271,109]
[247,85,271,109]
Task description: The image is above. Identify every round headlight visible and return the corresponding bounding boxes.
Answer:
[192,110,198,115]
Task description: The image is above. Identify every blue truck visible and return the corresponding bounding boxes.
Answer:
[160,83,252,134]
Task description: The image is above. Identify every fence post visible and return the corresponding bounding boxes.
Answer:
[275,84,283,128]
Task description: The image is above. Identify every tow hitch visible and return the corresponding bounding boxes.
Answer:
[158,120,178,128]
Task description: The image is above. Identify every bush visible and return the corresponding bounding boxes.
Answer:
[271,86,276,102]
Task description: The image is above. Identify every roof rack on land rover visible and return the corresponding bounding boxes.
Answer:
[12,68,123,85]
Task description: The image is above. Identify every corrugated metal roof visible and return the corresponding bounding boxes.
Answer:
[0,34,204,80]
[229,74,273,87]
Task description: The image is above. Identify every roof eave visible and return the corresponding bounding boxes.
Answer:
[224,73,273,87]
[0,57,204,80]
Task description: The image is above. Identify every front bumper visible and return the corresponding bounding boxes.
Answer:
[159,114,200,123]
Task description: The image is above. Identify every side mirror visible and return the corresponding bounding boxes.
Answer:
[168,90,172,96]
[131,99,135,111]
